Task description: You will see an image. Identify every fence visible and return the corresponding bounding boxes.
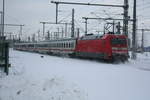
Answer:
[0,41,9,75]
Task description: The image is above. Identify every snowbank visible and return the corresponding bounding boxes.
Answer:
[0,50,150,100]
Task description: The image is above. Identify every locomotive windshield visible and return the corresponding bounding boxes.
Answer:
[111,38,127,45]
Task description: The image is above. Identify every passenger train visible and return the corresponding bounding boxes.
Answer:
[14,33,129,62]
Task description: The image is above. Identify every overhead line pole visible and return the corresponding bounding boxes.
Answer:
[51,0,129,37]
[51,1,125,35]
[65,23,68,37]
[137,29,150,52]
[123,0,129,37]
[82,17,132,35]
[19,25,24,41]
[0,24,25,36]
[71,9,75,37]
[0,24,25,41]
[1,0,5,40]
[40,21,71,38]
[132,0,137,59]
[56,3,58,24]
[2,0,5,37]
[0,11,3,37]
[40,22,46,36]
[84,18,88,35]
[141,29,144,52]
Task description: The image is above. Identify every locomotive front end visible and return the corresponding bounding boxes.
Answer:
[111,36,129,62]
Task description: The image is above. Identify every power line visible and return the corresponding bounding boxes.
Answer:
[58,13,72,23]
[51,1,124,7]
[51,0,125,24]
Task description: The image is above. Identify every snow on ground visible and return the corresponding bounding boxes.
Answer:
[0,49,150,100]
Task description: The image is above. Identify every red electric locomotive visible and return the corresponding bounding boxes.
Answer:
[74,33,128,61]
[14,32,129,62]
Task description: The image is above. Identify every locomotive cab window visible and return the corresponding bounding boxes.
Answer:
[111,38,127,45]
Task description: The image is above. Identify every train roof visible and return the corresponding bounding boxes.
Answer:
[79,33,127,40]
[79,34,103,40]
[14,37,77,45]
[44,37,77,42]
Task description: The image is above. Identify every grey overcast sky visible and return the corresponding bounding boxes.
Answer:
[0,0,150,46]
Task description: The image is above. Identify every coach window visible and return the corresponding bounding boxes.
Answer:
[59,43,61,48]
[70,43,72,48]
[68,43,69,48]
[65,43,67,48]
[68,43,70,48]
[67,43,69,48]
[63,43,65,48]
[55,43,57,47]
[69,42,70,48]
[71,43,72,48]
[64,43,66,48]
[57,43,59,47]
[73,43,74,48]
[45,44,48,47]
[56,43,58,47]
[61,43,62,48]
[57,43,59,48]
[66,43,68,48]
